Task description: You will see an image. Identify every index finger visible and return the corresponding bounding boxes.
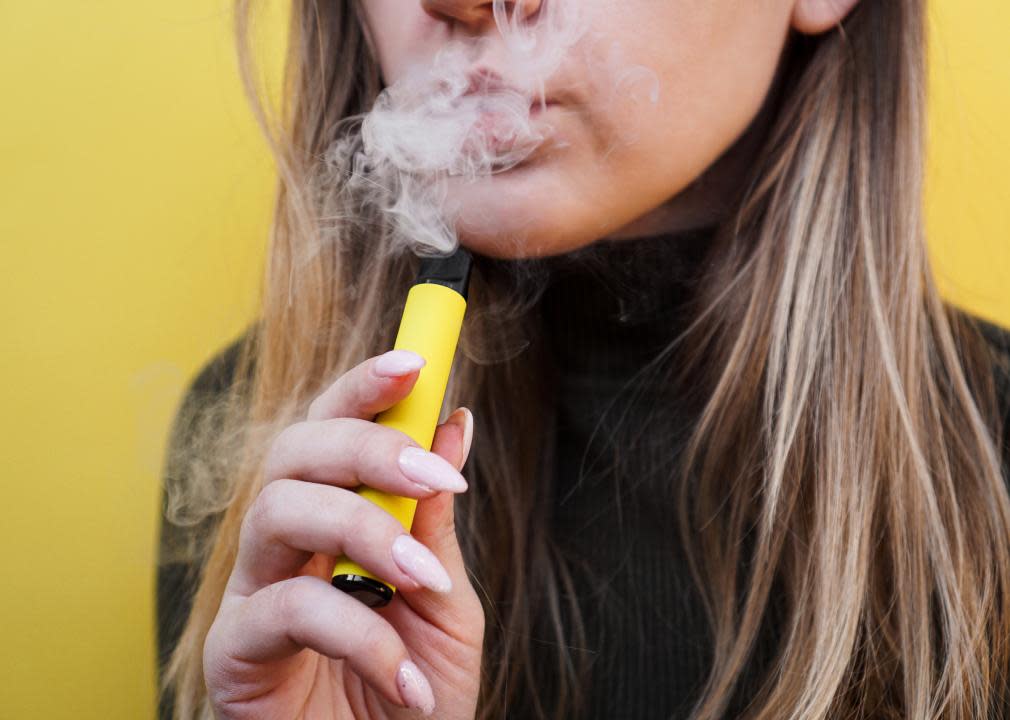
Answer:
[307,349,426,421]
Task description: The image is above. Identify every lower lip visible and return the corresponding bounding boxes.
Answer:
[490,157,534,173]
[453,103,560,176]
[492,140,551,175]
[529,100,558,117]
[475,103,559,154]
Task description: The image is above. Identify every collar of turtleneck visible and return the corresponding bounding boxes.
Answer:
[538,224,717,383]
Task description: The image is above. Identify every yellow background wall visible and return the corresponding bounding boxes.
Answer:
[927,3,1010,319]
[0,2,286,717]
[0,2,1007,718]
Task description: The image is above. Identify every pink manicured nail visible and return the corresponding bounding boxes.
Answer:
[373,350,426,377]
[391,534,452,593]
[398,446,468,493]
[459,407,474,468]
[396,659,436,715]
[446,406,474,470]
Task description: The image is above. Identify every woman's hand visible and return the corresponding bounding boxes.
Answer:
[203,350,484,719]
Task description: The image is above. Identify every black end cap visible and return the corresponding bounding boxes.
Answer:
[332,574,395,608]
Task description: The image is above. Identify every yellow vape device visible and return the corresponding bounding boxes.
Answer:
[331,245,472,608]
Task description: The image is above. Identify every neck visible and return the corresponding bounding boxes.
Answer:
[538,224,717,380]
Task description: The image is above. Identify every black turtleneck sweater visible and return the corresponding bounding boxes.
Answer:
[529,227,727,719]
[157,227,1010,720]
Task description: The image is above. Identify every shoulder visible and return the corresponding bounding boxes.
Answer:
[157,329,255,680]
[952,300,1010,350]
[948,306,1010,388]
[177,331,252,412]
[160,327,255,542]
[159,326,253,534]
[164,329,256,461]
[945,304,1010,447]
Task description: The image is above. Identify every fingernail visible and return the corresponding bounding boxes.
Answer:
[373,350,426,377]
[398,446,468,493]
[459,407,473,468]
[396,659,436,716]
[391,534,453,593]
[447,407,474,470]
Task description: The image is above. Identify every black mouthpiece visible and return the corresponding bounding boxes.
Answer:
[416,246,473,300]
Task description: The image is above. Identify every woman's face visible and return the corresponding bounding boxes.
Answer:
[359,0,855,259]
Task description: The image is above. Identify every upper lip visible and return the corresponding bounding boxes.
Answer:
[464,67,557,109]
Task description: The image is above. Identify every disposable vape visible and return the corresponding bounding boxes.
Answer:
[331,245,473,608]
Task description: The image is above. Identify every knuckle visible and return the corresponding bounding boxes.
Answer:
[337,421,422,493]
[430,512,460,549]
[264,422,302,476]
[319,486,357,539]
[274,576,315,634]
[350,616,402,668]
[306,395,325,420]
[324,372,360,416]
[272,421,301,451]
[244,479,294,537]
[350,373,374,411]
[442,587,486,644]
[338,493,392,545]
[462,596,487,637]
[320,415,350,439]
[357,491,406,538]
[364,425,416,480]
[354,432,385,483]
[307,371,348,420]
[341,419,375,480]
[350,617,382,655]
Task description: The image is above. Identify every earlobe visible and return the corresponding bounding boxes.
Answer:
[791,0,861,35]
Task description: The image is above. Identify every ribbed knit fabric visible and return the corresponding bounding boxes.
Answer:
[525,227,729,719]
[157,226,1010,720]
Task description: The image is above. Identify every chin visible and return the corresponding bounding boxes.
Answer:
[447,169,598,260]
[455,211,599,260]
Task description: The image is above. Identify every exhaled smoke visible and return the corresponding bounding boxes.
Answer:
[321,0,657,257]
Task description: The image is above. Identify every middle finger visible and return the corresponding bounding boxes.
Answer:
[263,417,468,497]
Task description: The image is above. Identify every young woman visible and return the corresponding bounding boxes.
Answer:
[157,1,1010,718]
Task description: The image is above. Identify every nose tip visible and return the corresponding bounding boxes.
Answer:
[421,0,543,31]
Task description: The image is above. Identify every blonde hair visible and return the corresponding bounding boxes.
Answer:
[160,1,1010,717]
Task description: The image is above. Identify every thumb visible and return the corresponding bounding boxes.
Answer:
[410,406,473,569]
[431,406,473,474]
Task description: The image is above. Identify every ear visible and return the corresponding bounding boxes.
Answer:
[791,0,861,35]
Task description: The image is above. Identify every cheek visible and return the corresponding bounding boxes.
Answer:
[599,12,790,198]
[443,2,793,258]
[362,3,437,83]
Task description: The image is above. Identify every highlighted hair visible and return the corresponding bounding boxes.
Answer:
[161,2,1010,718]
